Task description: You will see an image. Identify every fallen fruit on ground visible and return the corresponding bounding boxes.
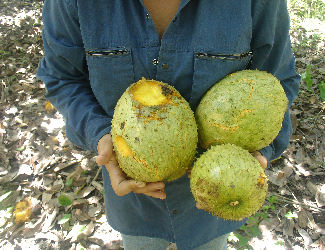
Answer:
[196,70,288,151]
[13,199,32,223]
[111,78,198,182]
[190,144,268,221]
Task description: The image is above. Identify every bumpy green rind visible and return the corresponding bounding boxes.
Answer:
[190,144,268,221]
[111,80,198,182]
[196,70,288,151]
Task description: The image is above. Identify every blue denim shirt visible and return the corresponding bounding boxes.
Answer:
[37,0,300,249]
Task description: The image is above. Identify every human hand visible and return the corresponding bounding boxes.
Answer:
[194,150,268,210]
[251,151,268,170]
[96,134,166,199]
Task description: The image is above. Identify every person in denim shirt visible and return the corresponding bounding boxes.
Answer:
[37,0,300,249]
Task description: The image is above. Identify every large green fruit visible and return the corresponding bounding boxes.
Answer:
[196,70,288,151]
[190,144,268,221]
[111,78,198,182]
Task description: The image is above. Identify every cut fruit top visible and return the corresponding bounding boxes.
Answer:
[131,78,170,106]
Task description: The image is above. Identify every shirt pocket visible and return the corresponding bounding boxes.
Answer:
[86,47,135,115]
[190,51,252,109]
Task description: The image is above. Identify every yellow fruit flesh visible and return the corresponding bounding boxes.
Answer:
[131,78,168,106]
[115,136,133,157]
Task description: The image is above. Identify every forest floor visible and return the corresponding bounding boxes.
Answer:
[0,0,324,249]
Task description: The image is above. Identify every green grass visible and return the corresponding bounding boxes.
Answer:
[289,0,325,21]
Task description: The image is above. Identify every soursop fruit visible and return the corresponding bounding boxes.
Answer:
[190,144,268,221]
[196,70,288,151]
[111,78,198,182]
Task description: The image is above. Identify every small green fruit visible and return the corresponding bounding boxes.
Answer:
[111,78,198,182]
[196,70,288,151]
[190,144,268,221]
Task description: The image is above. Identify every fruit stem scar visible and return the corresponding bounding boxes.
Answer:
[229,201,240,207]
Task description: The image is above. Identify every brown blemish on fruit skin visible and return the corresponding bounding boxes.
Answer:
[136,111,165,124]
[161,85,174,97]
[246,85,254,101]
[120,122,125,130]
[196,177,204,187]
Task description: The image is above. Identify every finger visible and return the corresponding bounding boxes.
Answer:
[196,203,203,209]
[251,151,268,169]
[133,182,165,193]
[115,179,147,196]
[132,182,166,199]
[143,182,165,191]
[107,157,147,196]
[257,156,267,169]
[141,190,166,200]
[187,168,192,178]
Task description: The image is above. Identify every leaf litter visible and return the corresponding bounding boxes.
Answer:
[0,0,324,249]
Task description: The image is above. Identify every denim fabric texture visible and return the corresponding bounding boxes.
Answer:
[37,0,300,249]
[121,233,229,250]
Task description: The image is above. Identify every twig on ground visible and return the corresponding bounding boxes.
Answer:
[273,193,325,212]
[92,167,102,182]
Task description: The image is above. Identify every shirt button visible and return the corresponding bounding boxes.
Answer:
[162,63,169,69]
[152,58,159,65]
[173,209,177,214]
[146,13,150,20]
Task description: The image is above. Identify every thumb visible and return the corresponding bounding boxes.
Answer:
[96,134,113,166]
[96,154,110,166]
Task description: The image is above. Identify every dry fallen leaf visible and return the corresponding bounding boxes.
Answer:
[282,218,295,237]
[316,184,325,207]
[297,226,313,248]
[298,209,312,228]
[265,169,287,187]
[73,208,91,222]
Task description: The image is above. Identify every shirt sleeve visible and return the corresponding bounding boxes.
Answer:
[250,0,300,163]
[37,0,111,152]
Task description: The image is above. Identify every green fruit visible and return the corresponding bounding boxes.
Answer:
[111,78,198,182]
[196,70,288,151]
[190,144,268,221]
